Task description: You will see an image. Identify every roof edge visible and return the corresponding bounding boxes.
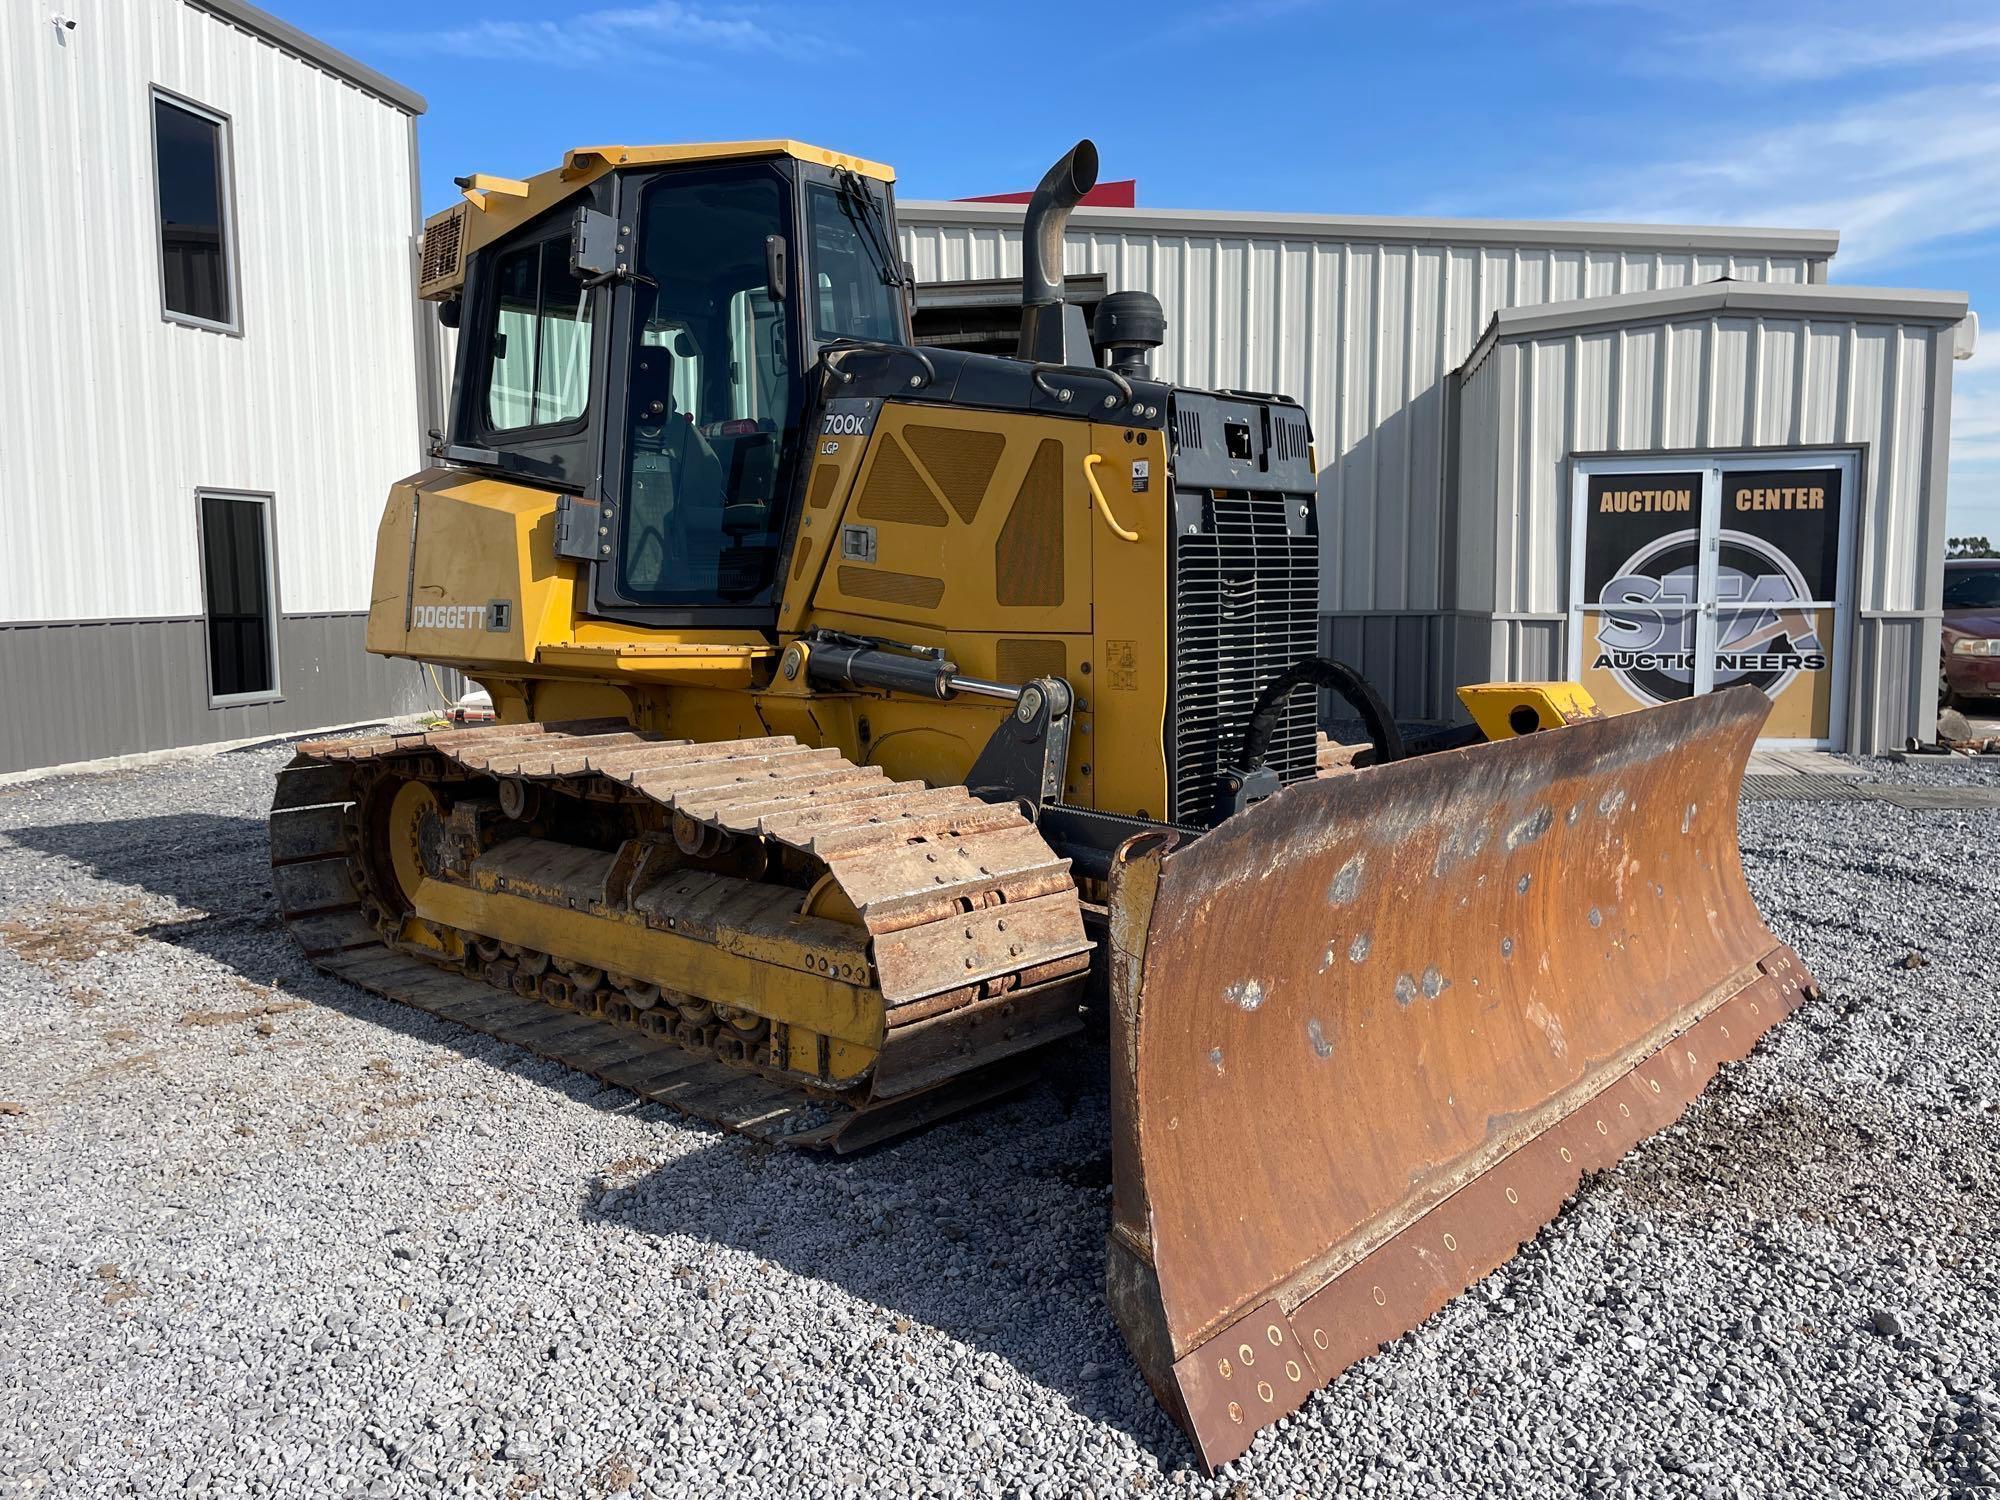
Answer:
[564,140,894,182]
[188,0,426,114]
[1459,281,1973,378]
[898,198,1841,259]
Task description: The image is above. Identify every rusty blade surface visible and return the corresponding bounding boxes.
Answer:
[1103,687,1820,1472]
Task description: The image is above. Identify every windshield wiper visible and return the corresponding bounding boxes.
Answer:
[835,168,907,290]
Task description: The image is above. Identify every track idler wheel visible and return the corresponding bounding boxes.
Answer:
[555,960,605,993]
[611,975,661,1010]
[502,944,549,977]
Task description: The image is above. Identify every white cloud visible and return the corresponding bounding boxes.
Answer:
[1580,79,2000,536]
[1948,349,2000,537]
[1574,82,2000,274]
[1160,0,1325,41]
[1670,19,2000,81]
[350,2,798,68]
[1553,10,2000,534]
[1954,355,2000,468]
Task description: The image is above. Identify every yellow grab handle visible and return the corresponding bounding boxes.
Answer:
[1083,453,1140,542]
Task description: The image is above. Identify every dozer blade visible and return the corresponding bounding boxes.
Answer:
[1102,686,1818,1472]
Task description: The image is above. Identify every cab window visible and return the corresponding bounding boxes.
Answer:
[806,182,902,343]
[483,235,591,431]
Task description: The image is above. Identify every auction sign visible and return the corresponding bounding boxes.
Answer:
[1579,466,1843,740]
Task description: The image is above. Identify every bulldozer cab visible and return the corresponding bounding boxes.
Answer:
[443,154,908,628]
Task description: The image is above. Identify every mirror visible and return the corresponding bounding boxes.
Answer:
[764,234,788,303]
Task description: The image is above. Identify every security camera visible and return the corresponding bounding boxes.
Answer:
[52,13,78,28]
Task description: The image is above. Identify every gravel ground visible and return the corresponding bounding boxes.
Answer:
[1,738,1996,1500]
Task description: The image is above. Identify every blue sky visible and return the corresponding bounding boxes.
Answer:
[296,0,2000,540]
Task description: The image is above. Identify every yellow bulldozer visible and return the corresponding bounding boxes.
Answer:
[269,138,1819,1470]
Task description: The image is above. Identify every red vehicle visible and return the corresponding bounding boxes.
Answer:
[1942,558,2000,706]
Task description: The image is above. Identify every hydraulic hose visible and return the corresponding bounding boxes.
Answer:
[1236,656,1406,772]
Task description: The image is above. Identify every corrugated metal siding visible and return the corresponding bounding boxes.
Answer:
[0,0,421,624]
[1455,306,1956,750]
[897,206,1820,616]
[1852,615,1933,753]
[1460,315,1951,616]
[0,613,436,774]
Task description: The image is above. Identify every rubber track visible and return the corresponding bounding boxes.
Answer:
[268,721,1092,1151]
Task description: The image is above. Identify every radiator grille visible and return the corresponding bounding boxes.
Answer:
[996,637,1066,684]
[418,204,468,299]
[838,566,944,609]
[995,439,1066,607]
[1274,414,1310,463]
[856,435,947,526]
[904,425,1005,524]
[806,462,840,509]
[1168,492,1320,824]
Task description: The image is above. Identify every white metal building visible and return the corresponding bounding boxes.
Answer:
[898,200,1974,751]
[0,0,435,775]
[1454,281,1970,752]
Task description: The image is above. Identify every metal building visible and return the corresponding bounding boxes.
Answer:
[1454,282,1971,752]
[0,0,435,775]
[897,199,1973,751]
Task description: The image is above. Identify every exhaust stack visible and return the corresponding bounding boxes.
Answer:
[1017,140,1098,366]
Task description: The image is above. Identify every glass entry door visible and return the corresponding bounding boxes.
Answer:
[1567,453,1856,748]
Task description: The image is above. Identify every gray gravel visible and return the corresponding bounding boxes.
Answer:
[1,740,1996,1499]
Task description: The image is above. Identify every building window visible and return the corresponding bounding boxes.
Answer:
[199,492,279,704]
[153,92,238,330]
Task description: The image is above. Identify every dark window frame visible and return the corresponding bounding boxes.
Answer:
[476,234,592,434]
[196,489,282,707]
[803,179,906,346]
[443,192,607,493]
[151,87,242,335]
[588,159,809,627]
[468,222,597,448]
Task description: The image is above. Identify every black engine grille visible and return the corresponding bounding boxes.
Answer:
[1168,490,1321,824]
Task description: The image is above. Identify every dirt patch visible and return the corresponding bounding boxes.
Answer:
[76,1052,159,1086]
[354,1127,419,1147]
[588,1454,636,1497]
[178,1000,306,1028]
[94,1263,141,1307]
[0,900,155,967]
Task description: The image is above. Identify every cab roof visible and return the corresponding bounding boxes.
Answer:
[434,140,898,281]
[561,141,894,183]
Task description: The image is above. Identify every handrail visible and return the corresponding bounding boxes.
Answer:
[1082,454,1140,542]
[1033,362,1133,408]
[821,339,936,390]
